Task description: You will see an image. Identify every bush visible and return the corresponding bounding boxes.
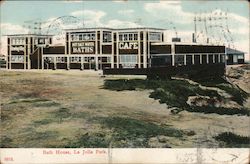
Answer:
[214,132,250,147]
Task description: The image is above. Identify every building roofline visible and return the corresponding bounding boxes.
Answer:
[5,34,53,37]
[152,42,225,46]
[226,47,245,54]
[64,27,166,32]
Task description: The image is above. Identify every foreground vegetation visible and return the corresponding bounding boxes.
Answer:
[103,78,249,116]
[1,70,249,148]
[214,132,250,148]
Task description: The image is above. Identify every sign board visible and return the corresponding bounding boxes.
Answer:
[11,55,24,62]
[119,42,138,50]
[118,42,138,54]
[11,46,25,52]
[71,42,95,54]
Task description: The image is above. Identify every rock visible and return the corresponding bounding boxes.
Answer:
[157,135,169,143]
[170,107,182,114]
[148,137,171,148]
[184,130,196,136]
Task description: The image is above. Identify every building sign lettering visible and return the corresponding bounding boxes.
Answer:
[119,42,138,50]
[71,42,95,54]
[11,46,25,52]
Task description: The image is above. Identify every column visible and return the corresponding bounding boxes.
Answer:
[54,56,57,70]
[200,54,202,64]
[100,30,103,55]
[81,56,84,70]
[218,54,221,63]
[184,54,187,65]
[138,31,141,68]
[213,54,215,63]
[28,37,31,69]
[207,54,209,64]
[24,44,26,70]
[192,54,194,65]
[95,56,98,70]
[9,39,11,69]
[95,30,98,70]
[171,44,175,66]
[111,31,114,68]
[67,56,70,70]
[41,47,44,70]
[143,31,147,68]
[116,32,119,68]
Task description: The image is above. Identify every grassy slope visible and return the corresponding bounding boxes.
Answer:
[103,78,249,116]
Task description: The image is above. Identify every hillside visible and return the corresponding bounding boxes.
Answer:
[0,65,249,148]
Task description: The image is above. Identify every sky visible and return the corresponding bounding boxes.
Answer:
[0,0,249,61]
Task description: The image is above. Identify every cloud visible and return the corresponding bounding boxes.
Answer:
[71,10,106,20]
[63,0,82,3]
[118,9,134,15]
[105,19,141,28]
[113,0,128,3]
[144,1,194,24]
[0,23,29,55]
[71,10,106,27]
[0,23,29,35]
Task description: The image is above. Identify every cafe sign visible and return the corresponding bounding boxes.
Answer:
[119,42,138,50]
[118,42,139,54]
[71,42,95,54]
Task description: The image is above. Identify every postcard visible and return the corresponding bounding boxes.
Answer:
[0,0,249,163]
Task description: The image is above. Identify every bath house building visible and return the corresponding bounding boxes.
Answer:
[7,27,228,70]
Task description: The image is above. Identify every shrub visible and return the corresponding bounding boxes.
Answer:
[214,132,250,147]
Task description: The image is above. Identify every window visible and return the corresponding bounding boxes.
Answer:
[238,54,244,59]
[208,54,213,63]
[79,34,82,40]
[70,56,81,63]
[149,32,161,41]
[103,32,112,42]
[118,33,137,41]
[71,33,95,41]
[220,54,225,63]
[174,55,184,65]
[11,38,25,45]
[194,55,200,65]
[129,34,133,41]
[119,55,137,68]
[202,54,207,64]
[186,55,192,65]
[124,34,128,41]
[134,33,138,41]
[214,54,219,63]
[119,34,123,41]
[107,57,111,63]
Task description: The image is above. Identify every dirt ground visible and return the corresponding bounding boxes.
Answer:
[0,68,249,148]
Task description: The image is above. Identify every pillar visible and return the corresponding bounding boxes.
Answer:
[184,54,187,65]
[138,31,141,68]
[81,56,84,70]
[54,56,57,70]
[116,32,119,68]
[67,56,70,70]
[41,47,44,70]
[143,31,147,68]
[192,54,194,65]
[111,31,114,68]
[171,44,175,66]
[200,54,202,64]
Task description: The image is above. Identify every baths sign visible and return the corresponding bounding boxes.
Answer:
[71,42,95,54]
